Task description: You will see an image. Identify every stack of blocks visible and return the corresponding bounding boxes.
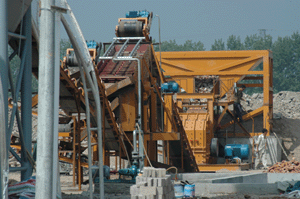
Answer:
[130,167,175,199]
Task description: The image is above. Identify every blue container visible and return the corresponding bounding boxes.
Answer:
[184,184,195,198]
[174,183,184,198]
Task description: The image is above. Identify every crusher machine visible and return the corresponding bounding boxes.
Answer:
[156,50,273,171]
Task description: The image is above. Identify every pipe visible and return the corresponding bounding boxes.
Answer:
[132,129,138,164]
[0,0,9,197]
[114,57,142,125]
[61,1,104,198]
[36,0,56,198]
[78,61,93,199]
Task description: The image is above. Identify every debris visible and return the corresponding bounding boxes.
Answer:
[265,159,300,173]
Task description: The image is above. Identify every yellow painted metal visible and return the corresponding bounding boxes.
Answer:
[119,89,136,131]
[157,50,273,169]
[164,94,174,133]
[197,163,250,172]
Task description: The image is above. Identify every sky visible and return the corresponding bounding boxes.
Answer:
[61,0,300,50]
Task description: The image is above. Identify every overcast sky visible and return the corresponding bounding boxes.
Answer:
[62,0,300,50]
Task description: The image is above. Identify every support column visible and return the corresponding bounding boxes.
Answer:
[0,0,9,197]
[21,5,33,181]
[36,0,60,198]
[263,53,271,135]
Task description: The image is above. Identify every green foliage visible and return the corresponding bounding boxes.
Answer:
[226,35,244,50]
[211,39,225,51]
[153,39,205,52]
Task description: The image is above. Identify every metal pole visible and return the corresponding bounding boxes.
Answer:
[53,0,62,197]
[61,1,104,198]
[36,0,57,198]
[0,0,9,197]
[20,5,33,181]
[155,15,164,134]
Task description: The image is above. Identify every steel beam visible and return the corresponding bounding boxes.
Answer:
[20,5,33,181]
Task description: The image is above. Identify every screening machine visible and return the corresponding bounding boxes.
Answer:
[115,10,153,41]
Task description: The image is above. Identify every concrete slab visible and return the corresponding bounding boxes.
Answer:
[195,183,279,196]
[268,173,300,183]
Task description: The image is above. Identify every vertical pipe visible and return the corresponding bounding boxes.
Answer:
[20,5,33,181]
[155,15,164,134]
[61,2,104,197]
[53,0,61,197]
[0,0,9,197]
[36,0,56,198]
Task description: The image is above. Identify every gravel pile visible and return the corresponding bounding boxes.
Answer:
[241,91,300,119]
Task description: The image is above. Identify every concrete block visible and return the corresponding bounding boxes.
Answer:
[156,194,165,199]
[138,195,146,199]
[146,195,155,199]
[131,196,138,199]
[147,178,153,187]
[151,169,156,177]
[158,169,166,178]
[137,181,147,188]
[153,178,158,187]
[136,176,143,184]
[130,185,139,195]
[143,167,148,177]
[157,178,166,187]
[140,186,157,195]
[156,187,166,195]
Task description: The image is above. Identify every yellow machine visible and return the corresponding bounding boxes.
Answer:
[56,11,273,188]
[157,50,273,171]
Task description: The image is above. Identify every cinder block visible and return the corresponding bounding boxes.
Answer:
[146,195,155,199]
[138,195,146,199]
[137,181,148,188]
[151,169,156,177]
[157,178,166,187]
[156,187,166,195]
[147,178,153,186]
[140,186,157,195]
[130,185,139,195]
[157,169,166,178]
[153,178,158,187]
[156,194,165,199]
[131,195,138,199]
[136,176,143,184]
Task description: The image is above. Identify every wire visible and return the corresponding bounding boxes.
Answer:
[166,166,178,181]
[136,123,153,168]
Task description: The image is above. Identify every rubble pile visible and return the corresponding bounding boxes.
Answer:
[195,75,218,93]
[242,91,300,119]
[266,159,300,173]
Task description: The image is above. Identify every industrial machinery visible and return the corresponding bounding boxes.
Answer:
[157,50,273,171]
[115,10,153,41]
[224,144,249,163]
[58,10,274,188]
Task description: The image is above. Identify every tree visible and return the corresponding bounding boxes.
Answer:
[153,39,205,52]
[211,39,225,51]
[227,35,244,50]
